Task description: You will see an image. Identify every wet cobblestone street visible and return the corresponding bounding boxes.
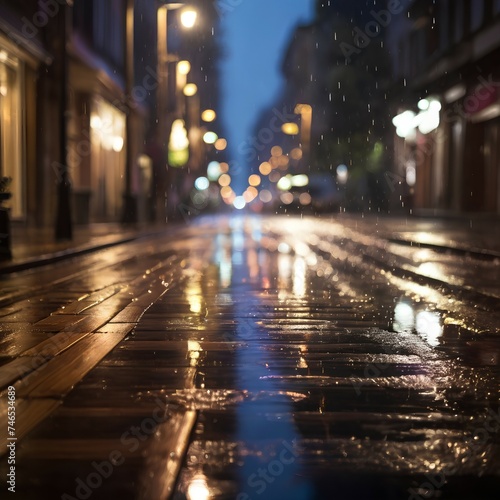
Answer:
[1,215,499,499]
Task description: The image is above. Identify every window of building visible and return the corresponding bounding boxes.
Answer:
[90,98,126,221]
[0,48,24,219]
[439,0,450,52]
[470,0,485,31]
[453,0,464,43]
[427,10,440,56]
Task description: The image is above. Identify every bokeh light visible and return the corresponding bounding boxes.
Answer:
[203,131,218,144]
[201,109,216,122]
[214,138,227,151]
[194,176,210,191]
[183,83,198,96]
[271,145,283,157]
[248,174,261,187]
[218,173,231,187]
[259,162,272,175]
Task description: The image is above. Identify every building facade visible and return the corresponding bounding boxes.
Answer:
[0,0,221,231]
[387,0,500,213]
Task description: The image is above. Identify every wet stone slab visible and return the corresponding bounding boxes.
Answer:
[1,216,499,499]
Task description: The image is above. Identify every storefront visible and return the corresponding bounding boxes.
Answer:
[89,97,126,222]
[0,41,24,220]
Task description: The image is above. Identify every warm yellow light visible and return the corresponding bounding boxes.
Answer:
[219,162,229,173]
[243,187,258,203]
[277,175,292,191]
[180,8,197,28]
[187,475,210,500]
[290,147,303,160]
[223,194,236,205]
[177,60,191,75]
[214,138,227,151]
[201,109,216,122]
[271,145,282,157]
[218,173,231,187]
[299,192,312,205]
[259,162,272,175]
[282,122,299,135]
[248,174,261,187]
[183,83,198,96]
[295,103,312,114]
[291,174,309,187]
[168,119,189,167]
[269,170,280,183]
[220,186,233,198]
[278,155,289,169]
[259,190,273,203]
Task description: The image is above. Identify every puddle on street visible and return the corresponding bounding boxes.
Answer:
[173,216,499,499]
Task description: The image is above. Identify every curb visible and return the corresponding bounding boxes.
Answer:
[0,229,165,275]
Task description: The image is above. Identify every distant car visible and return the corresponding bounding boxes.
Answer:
[303,174,343,212]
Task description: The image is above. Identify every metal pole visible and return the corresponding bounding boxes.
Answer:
[55,1,72,240]
[121,0,137,223]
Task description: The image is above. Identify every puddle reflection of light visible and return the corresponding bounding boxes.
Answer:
[187,475,210,500]
[418,262,446,281]
[298,344,308,369]
[393,301,415,332]
[185,280,203,314]
[232,251,243,266]
[220,259,232,288]
[278,254,292,295]
[293,257,307,298]
[247,248,259,280]
[258,250,271,289]
[232,230,245,252]
[393,300,443,347]
[278,242,291,254]
[416,311,442,347]
[215,234,233,288]
[188,340,203,367]
[250,217,262,242]
[231,229,245,269]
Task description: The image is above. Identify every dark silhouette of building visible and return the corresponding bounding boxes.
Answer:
[0,0,223,234]
[386,0,500,214]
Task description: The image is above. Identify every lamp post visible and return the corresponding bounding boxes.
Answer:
[121,0,137,224]
[55,1,72,240]
[156,1,197,220]
[294,103,312,170]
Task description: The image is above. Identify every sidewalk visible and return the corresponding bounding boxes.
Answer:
[335,212,500,258]
[0,222,167,274]
[1,213,499,275]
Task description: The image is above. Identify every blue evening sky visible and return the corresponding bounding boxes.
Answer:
[219,0,314,187]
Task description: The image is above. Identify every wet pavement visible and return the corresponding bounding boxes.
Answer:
[0,215,499,499]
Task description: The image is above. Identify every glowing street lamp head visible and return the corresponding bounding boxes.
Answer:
[168,119,189,167]
[294,103,312,114]
[201,109,216,122]
[180,8,197,28]
[177,60,191,75]
[282,122,299,135]
[183,83,198,96]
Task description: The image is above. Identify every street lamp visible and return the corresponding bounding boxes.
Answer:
[294,103,312,168]
[156,2,197,148]
[180,8,197,28]
[156,2,197,220]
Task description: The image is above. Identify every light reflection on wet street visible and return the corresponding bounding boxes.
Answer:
[1,215,499,499]
[170,216,499,499]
